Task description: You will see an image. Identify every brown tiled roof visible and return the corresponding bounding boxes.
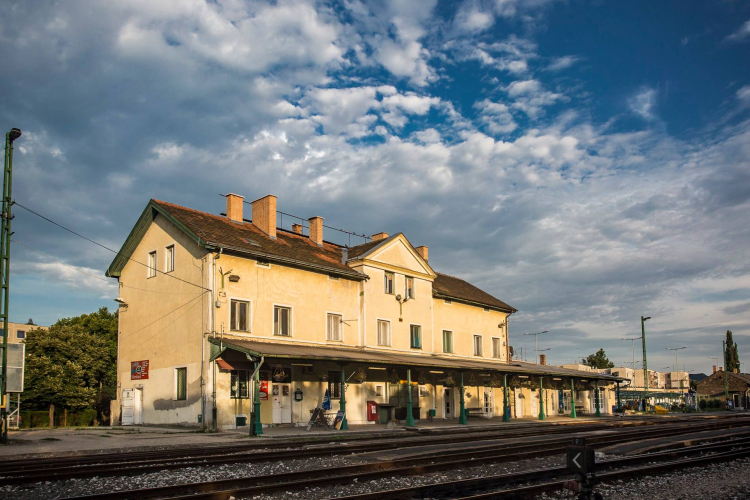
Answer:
[433,273,516,312]
[346,239,383,260]
[152,200,365,280]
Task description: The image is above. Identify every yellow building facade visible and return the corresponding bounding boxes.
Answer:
[108,194,620,429]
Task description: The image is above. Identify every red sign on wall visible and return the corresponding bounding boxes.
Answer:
[259,371,269,400]
[131,360,149,380]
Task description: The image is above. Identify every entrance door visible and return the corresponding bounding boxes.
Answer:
[133,388,143,425]
[122,389,134,425]
[483,388,494,417]
[444,388,453,418]
[529,392,538,416]
[515,393,525,417]
[272,384,292,424]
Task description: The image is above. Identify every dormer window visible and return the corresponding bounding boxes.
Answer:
[384,272,394,294]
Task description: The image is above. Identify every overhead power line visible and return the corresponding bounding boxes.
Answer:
[13,201,209,291]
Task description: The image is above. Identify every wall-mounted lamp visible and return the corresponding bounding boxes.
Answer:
[228,274,241,282]
[114,297,128,307]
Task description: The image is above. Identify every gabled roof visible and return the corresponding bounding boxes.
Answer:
[347,232,436,278]
[106,200,367,280]
[106,199,516,313]
[433,273,517,313]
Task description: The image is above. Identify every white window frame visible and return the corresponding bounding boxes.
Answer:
[229,298,252,332]
[273,304,293,337]
[165,244,175,273]
[410,324,422,349]
[174,366,188,401]
[384,271,394,294]
[147,250,157,278]
[327,312,343,342]
[492,337,502,359]
[405,276,415,299]
[473,334,483,357]
[376,319,391,346]
[443,330,453,354]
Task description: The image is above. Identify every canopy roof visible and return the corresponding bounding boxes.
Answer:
[209,337,626,383]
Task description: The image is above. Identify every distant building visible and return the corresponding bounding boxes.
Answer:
[2,319,47,428]
[695,368,750,409]
[2,319,46,344]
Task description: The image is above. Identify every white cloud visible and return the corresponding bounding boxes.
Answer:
[628,87,658,120]
[413,128,442,143]
[504,79,564,118]
[454,2,495,33]
[737,85,750,105]
[545,55,580,72]
[726,19,750,42]
[474,99,518,135]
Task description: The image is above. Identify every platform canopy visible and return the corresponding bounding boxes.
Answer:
[209,337,626,383]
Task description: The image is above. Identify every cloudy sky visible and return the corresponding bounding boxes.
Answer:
[1,0,749,375]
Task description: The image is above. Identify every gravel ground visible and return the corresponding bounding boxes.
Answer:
[537,457,750,500]
[245,455,567,500]
[0,456,351,500]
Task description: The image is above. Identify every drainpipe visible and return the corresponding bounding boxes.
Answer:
[211,248,222,431]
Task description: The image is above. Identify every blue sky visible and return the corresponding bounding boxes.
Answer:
[1,0,749,375]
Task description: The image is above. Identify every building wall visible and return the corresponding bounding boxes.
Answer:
[433,299,508,361]
[3,321,47,344]
[113,214,209,426]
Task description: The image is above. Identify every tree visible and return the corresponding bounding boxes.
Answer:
[726,330,740,373]
[582,348,615,369]
[22,308,117,421]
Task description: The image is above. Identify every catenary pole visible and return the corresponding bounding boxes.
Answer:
[1,128,20,445]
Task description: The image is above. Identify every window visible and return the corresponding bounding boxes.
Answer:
[410,324,421,349]
[443,330,453,353]
[175,367,187,400]
[473,335,483,356]
[230,370,250,399]
[405,276,414,299]
[16,330,25,340]
[492,337,502,359]
[274,306,291,336]
[384,272,394,294]
[165,245,175,272]
[377,319,391,346]
[327,313,342,341]
[328,371,342,399]
[484,307,490,312]
[147,251,157,278]
[444,299,452,305]
[256,259,270,268]
[230,300,250,332]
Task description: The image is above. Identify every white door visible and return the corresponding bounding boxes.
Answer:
[272,384,292,424]
[122,389,134,426]
[530,392,538,416]
[134,388,143,425]
[483,388,494,417]
[515,393,524,417]
[444,388,453,418]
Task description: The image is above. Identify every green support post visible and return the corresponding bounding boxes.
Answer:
[616,381,621,412]
[458,372,467,424]
[405,369,415,427]
[570,379,577,418]
[595,380,601,417]
[723,341,729,406]
[641,316,649,403]
[340,366,348,430]
[538,376,545,420]
[0,128,20,445]
[251,361,263,436]
[502,374,510,422]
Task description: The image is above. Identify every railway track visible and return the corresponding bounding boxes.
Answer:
[49,419,750,500]
[4,413,747,487]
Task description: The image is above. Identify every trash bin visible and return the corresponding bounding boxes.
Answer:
[235,415,247,427]
[378,407,390,424]
[428,409,436,418]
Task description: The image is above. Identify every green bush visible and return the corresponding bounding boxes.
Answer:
[19,408,100,428]
[699,399,707,410]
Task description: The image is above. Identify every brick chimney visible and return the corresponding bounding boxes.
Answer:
[292,223,303,235]
[251,195,277,239]
[539,354,547,366]
[309,216,323,246]
[226,193,244,222]
[415,245,428,262]
[371,232,388,242]
[713,365,717,374]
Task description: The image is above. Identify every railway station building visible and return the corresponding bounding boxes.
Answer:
[107,194,622,429]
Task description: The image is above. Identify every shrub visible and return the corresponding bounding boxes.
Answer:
[699,399,707,410]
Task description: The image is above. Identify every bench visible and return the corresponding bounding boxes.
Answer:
[466,407,489,419]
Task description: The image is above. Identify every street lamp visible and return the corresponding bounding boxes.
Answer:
[523,330,550,364]
[666,346,686,373]
[621,336,642,371]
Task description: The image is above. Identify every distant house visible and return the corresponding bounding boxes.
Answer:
[695,369,750,409]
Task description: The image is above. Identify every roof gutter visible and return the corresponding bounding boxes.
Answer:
[433,292,516,314]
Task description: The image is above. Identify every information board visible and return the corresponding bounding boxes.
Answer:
[131,360,149,380]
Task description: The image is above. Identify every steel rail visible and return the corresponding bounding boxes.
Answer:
[58,425,750,500]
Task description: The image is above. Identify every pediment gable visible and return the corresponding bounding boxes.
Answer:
[363,234,435,278]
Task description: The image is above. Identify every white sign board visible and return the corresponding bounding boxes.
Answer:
[5,343,25,393]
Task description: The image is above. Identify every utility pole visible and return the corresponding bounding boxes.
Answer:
[1,128,21,444]
[622,336,642,370]
[641,316,651,406]
[523,330,549,364]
